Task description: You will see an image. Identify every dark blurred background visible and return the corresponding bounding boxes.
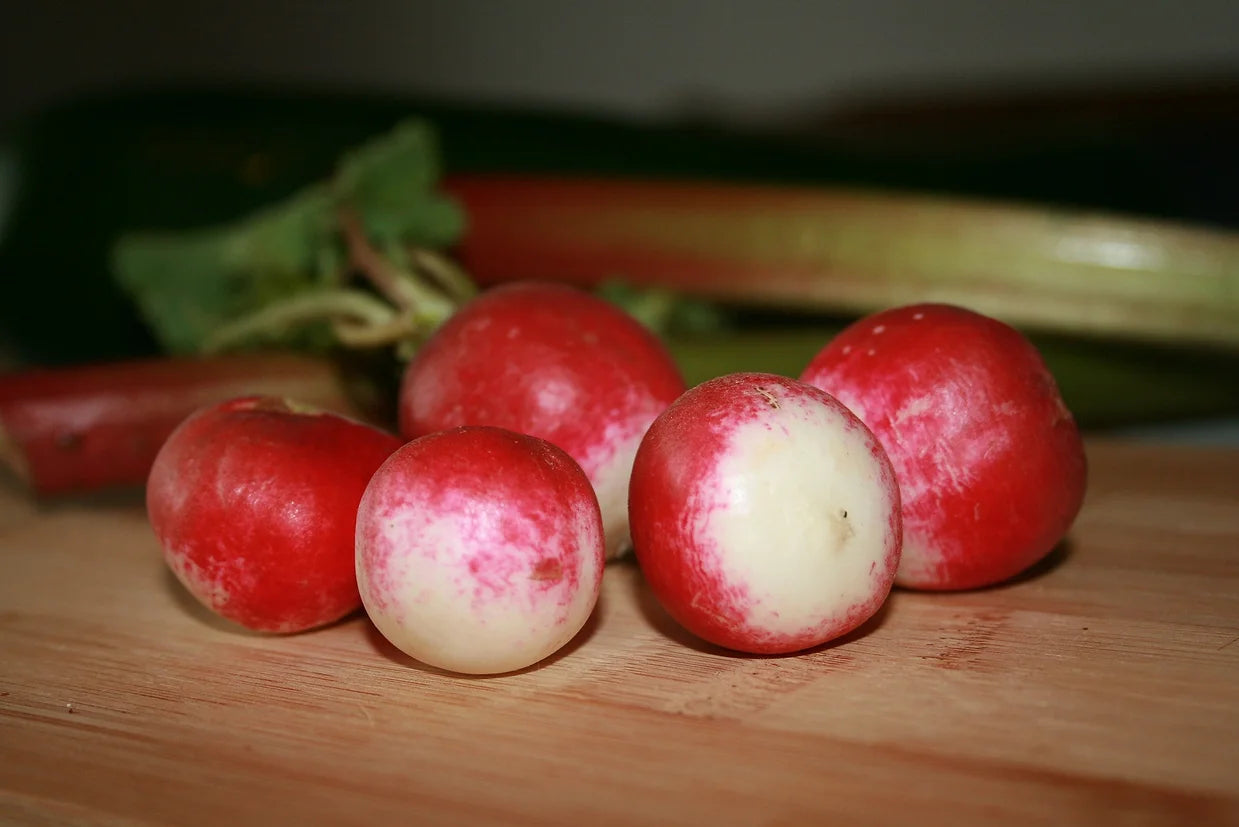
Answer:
[3,0,1239,130]
[3,0,1239,247]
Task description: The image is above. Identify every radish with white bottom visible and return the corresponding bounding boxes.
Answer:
[356,425,605,675]
[398,282,686,561]
[800,303,1088,591]
[628,372,902,655]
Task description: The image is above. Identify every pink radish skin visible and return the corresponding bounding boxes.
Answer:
[356,426,605,675]
[629,373,902,655]
[398,282,686,561]
[800,303,1088,591]
[146,396,403,634]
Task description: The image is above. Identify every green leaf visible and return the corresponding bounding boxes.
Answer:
[111,119,463,355]
[334,120,465,247]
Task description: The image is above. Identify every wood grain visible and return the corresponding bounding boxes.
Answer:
[1,439,1237,826]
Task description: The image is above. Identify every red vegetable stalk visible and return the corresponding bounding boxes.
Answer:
[0,353,369,496]
[442,175,1239,350]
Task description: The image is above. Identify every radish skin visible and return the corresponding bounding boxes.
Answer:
[399,282,684,561]
[147,396,402,633]
[801,304,1088,591]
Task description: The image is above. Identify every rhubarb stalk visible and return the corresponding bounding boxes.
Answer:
[444,175,1239,350]
[0,352,371,496]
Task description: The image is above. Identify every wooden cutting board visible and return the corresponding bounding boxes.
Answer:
[1,439,1237,826]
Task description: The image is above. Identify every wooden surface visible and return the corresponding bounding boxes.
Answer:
[1,439,1237,826]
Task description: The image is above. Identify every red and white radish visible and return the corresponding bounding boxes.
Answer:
[146,396,402,633]
[398,281,685,560]
[628,372,902,654]
[356,426,604,675]
[800,303,1088,591]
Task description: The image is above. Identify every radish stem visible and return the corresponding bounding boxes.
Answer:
[338,207,456,325]
[408,247,478,304]
[202,289,398,354]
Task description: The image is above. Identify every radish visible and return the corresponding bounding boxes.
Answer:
[356,426,604,675]
[146,396,402,633]
[398,281,685,561]
[800,303,1088,591]
[628,372,902,655]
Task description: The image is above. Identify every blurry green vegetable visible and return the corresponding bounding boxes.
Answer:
[112,120,465,357]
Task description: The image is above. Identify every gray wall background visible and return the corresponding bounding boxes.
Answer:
[3,0,1238,127]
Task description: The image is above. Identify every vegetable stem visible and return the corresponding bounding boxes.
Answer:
[202,289,399,354]
[409,247,478,304]
[338,207,457,328]
[0,353,369,497]
[445,175,1239,350]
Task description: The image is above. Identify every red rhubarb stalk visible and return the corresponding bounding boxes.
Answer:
[442,175,1239,349]
[0,353,366,496]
